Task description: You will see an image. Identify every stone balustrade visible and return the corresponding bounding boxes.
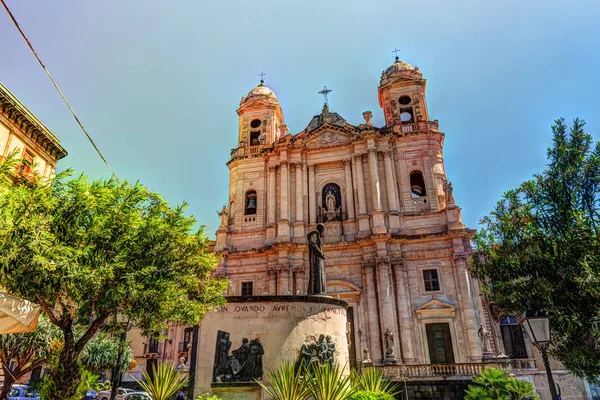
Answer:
[399,120,439,133]
[380,362,509,380]
[509,358,537,371]
[230,145,264,160]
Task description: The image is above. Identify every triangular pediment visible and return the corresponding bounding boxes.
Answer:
[415,298,456,319]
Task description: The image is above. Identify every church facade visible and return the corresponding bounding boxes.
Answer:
[214,57,484,369]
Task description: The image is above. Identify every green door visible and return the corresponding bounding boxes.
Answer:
[426,323,455,364]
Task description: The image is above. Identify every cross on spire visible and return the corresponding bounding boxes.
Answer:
[259,71,266,85]
[392,48,401,61]
[318,85,332,106]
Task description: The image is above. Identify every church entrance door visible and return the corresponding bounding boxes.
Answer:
[426,323,455,364]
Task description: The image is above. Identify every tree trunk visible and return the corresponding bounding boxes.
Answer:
[0,367,15,400]
[46,334,83,399]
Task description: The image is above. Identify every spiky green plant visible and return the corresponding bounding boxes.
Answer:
[465,368,539,400]
[309,362,356,400]
[256,361,312,400]
[506,379,539,400]
[135,362,188,400]
[352,367,400,396]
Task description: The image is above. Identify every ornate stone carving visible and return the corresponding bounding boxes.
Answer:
[361,260,375,269]
[478,324,493,355]
[212,271,227,280]
[217,205,228,227]
[443,178,455,205]
[390,256,406,267]
[318,132,341,146]
[375,256,390,266]
[213,330,264,382]
[362,347,373,366]
[453,252,471,260]
[362,111,373,126]
[294,334,336,373]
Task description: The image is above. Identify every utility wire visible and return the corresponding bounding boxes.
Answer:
[1,0,119,180]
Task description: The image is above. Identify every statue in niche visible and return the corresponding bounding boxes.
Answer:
[307,223,327,295]
[213,332,264,382]
[326,190,337,212]
[478,324,493,354]
[362,347,373,366]
[383,328,398,365]
[295,335,336,374]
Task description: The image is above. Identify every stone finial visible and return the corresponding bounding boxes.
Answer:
[362,111,373,126]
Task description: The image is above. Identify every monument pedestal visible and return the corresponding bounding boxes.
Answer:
[211,383,261,400]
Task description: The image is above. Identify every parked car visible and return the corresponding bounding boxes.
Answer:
[98,388,135,400]
[85,389,99,399]
[124,392,152,400]
[8,385,40,400]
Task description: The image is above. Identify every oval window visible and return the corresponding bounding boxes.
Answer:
[400,112,413,122]
[250,119,261,129]
[399,95,411,105]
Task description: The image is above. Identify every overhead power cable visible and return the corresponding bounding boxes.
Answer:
[1,0,119,180]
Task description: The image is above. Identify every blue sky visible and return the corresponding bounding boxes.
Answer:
[1,0,599,236]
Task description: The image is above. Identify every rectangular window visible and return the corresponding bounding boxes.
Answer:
[241,281,253,296]
[18,149,34,177]
[423,269,440,291]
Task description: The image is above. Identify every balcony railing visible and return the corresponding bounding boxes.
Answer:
[510,358,537,371]
[399,120,439,133]
[230,145,264,160]
[381,362,508,379]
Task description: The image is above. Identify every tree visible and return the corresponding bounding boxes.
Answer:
[472,118,600,380]
[0,314,61,400]
[464,368,538,400]
[0,172,227,399]
[80,333,134,374]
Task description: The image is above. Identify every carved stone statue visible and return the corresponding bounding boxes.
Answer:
[443,179,455,204]
[295,335,336,374]
[218,205,228,227]
[214,331,232,382]
[383,328,398,365]
[279,122,289,137]
[239,338,264,381]
[478,324,493,354]
[307,224,327,295]
[362,111,373,126]
[295,342,317,373]
[362,347,373,366]
[326,190,337,212]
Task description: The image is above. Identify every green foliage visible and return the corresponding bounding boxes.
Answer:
[0,172,227,398]
[38,368,100,400]
[195,393,222,400]
[0,313,61,397]
[135,362,188,400]
[308,362,356,400]
[348,390,395,400]
[256,361,313,400]
[472,118,600,380]
[464,368,538,400]
[352,367,399,396]
[80,333,134,373]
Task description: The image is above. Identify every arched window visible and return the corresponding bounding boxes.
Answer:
[320,183,342,222]
[410,171,427,198]
[245,190,257,215]
[500,316,528,359]
[250,119,261,146]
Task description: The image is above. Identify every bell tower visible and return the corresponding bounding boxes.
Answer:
[378,55,429,128]
[236,77,284,147]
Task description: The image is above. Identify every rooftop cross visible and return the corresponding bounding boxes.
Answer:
[392,48,401,61]
[318,85,332,106]
[259,71,266,85]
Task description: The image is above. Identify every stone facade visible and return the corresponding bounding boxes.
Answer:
[0,83,67,179]
[214,57,484,370]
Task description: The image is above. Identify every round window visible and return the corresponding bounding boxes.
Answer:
[399,95,411,105]
[400,112,413,122]
[250,119,261,129]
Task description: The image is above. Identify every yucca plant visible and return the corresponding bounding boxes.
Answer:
[352,367,400,396]
[135,362,188,400]
[256,361,312,400]
[309,362,356,400]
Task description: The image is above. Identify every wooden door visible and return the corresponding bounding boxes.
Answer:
[426,323,455,364]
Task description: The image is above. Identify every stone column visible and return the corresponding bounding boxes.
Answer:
[302,161,308,223]
[368,149,382,211]
[308,164,317,223]
[354,154,367,215]
[343,159,355,219]
[268,268,277,295]
[384,151,399,212]
[362,260,383,363]
[268,166,277,225]
[280,161,290,221]
[295,162,303,222]
[454,253,483,361]
[391,257,416,363]
[376,257,400,364]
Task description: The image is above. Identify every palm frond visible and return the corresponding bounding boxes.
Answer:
[255,361,311,400]
[135,362,188,400]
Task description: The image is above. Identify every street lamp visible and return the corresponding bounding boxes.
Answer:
[520,302,557,400]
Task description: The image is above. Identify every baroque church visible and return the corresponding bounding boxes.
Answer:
[214,56,483,369]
